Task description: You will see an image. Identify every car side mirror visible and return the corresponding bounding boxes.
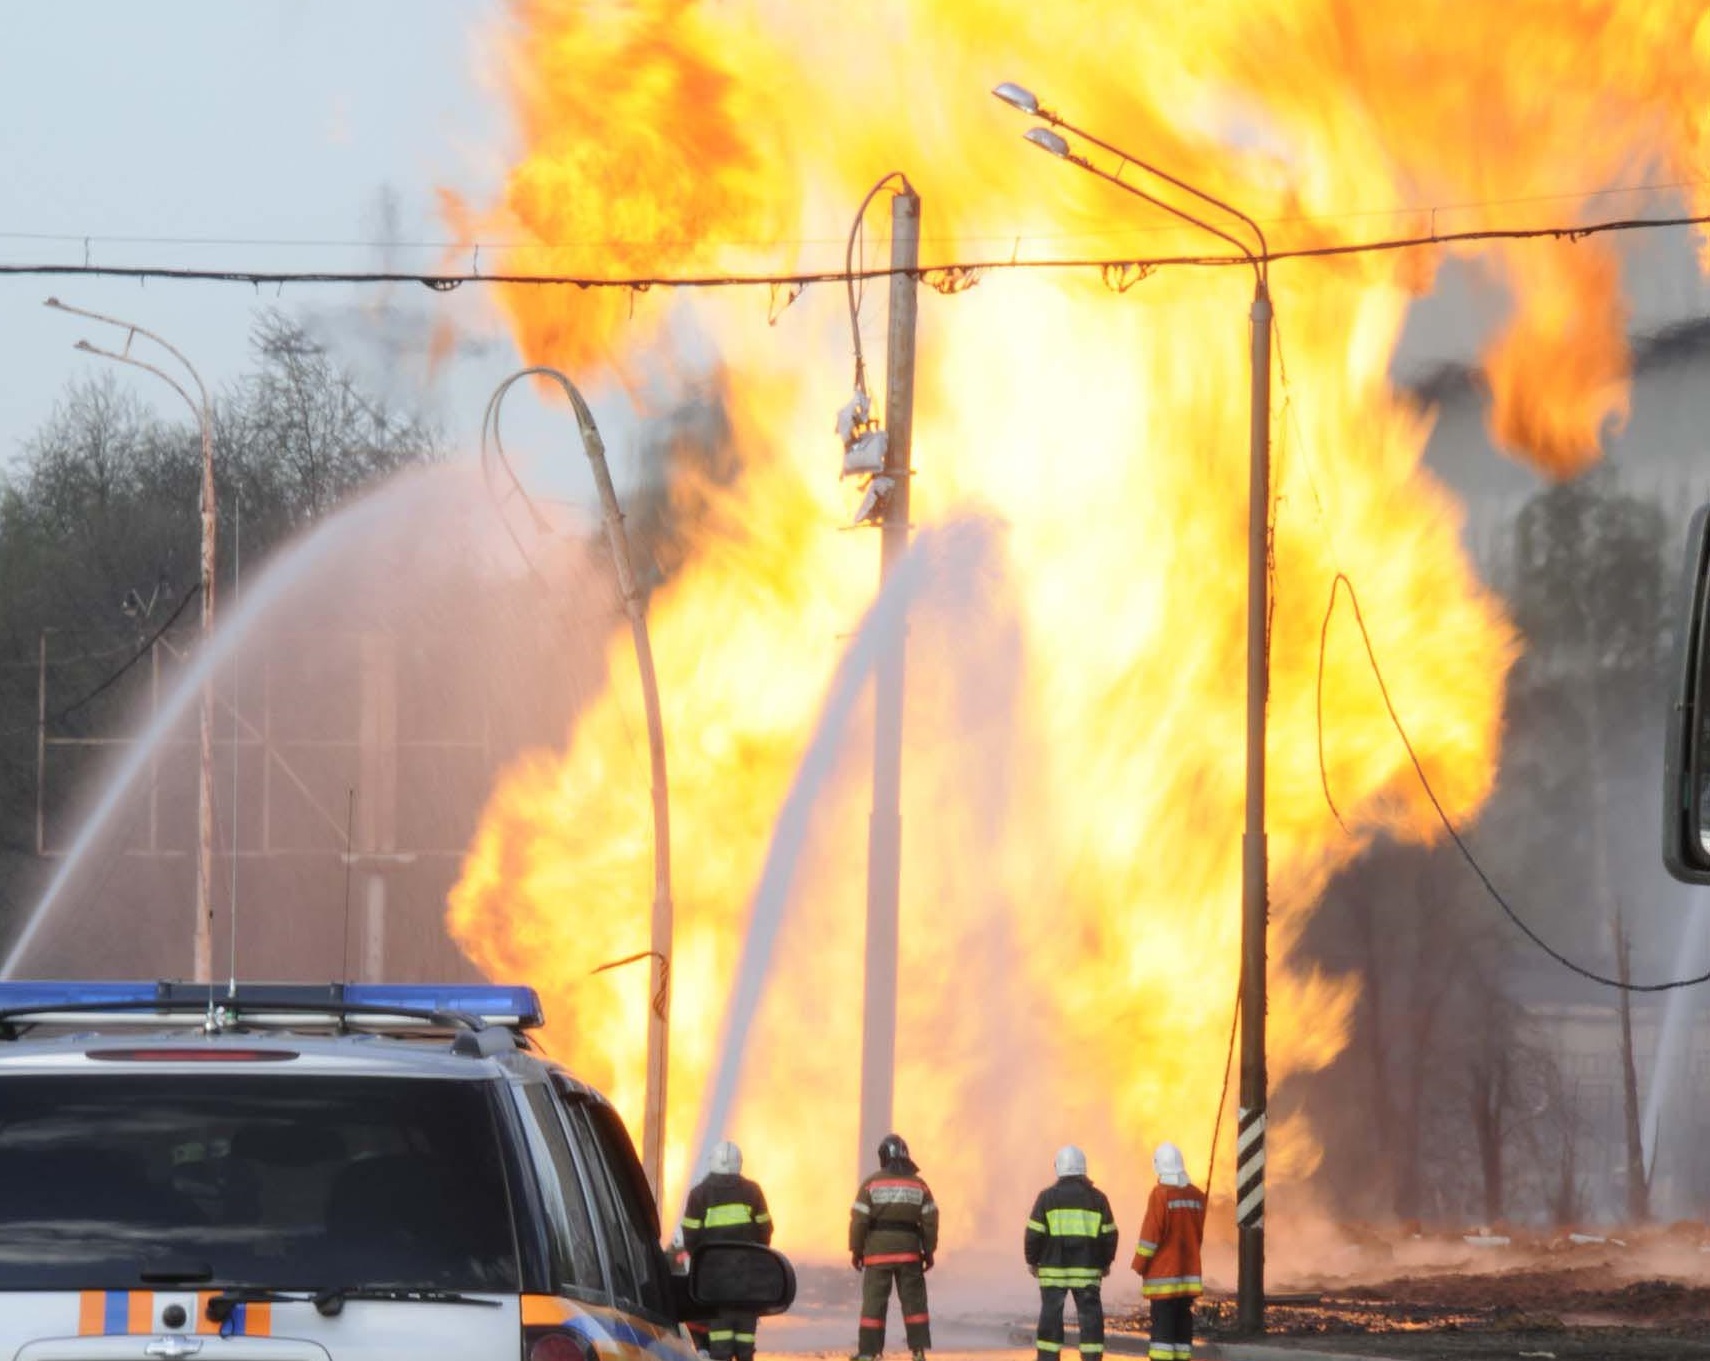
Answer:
[675,1242,796,1321]
[1664,503,1710,884]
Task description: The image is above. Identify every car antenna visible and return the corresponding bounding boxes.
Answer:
[341,788,356,981]
[227,492,242,1000]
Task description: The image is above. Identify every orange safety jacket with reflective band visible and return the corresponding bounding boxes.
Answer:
[1130,1181,1205,1299]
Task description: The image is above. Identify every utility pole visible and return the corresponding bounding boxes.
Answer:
[195,398,216,985]
[859,187,920,1173]
[1236,282,1272,1334]
[990,93,1276,1325]
[1613,903,1650,1223]
[357,632,399,981]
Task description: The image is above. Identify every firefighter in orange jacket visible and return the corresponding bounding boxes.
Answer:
[1130,1142,1205,1361]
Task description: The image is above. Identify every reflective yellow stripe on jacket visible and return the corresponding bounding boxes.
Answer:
[703,1202,758,1229]
[1045,1208,1105,1238]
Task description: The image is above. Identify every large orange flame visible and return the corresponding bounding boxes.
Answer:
[447,0,1710,1258]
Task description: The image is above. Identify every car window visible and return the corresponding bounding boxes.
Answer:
[0,1073,518,1292]
[554,1101,643,1305]
[559,1092,672,1319]
[517,1084,605,1295]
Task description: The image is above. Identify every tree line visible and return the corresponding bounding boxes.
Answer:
[1296,467,1686,1231]
[0,312,443,931]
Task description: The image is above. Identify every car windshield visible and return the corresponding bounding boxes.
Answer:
[0,1072,519,1292]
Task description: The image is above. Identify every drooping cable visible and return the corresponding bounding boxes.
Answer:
[1316,570,1710,992]
[845,172,913,402]
[1206,988,1241,1194]
[0,584,202,739]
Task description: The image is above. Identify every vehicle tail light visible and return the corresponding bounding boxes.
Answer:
[525,1330,589,1361]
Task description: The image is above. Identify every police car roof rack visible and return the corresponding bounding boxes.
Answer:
[0,980,544,1044]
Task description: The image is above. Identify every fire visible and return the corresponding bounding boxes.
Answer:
[447,0,1710,1256]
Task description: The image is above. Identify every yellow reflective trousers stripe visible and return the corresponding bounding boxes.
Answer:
[1037,1267,1102,1286]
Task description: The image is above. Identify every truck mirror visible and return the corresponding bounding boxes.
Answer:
[678,1242,796,1319]
[1664,503,1710,883]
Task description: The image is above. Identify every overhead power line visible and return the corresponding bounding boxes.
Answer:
[0,172,1702,253]
[0,209,1704,293]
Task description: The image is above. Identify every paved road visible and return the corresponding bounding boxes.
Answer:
[756,1300,1397,1361]
[762,1259,1412,1361]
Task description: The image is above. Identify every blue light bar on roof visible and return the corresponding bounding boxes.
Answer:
[0,980,545,1029]
[0,981,161,1009]
[343,984,544,1029]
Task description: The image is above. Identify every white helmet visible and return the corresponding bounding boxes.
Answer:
[1054,1145,1087,1178]
[1153,1141,1188,1187]
[709,1140,743,1176]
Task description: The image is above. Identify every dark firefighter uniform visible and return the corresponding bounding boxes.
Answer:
[1024,1148,1119,1361]
[849,1133,938,1360]
[682,1144,773,1361]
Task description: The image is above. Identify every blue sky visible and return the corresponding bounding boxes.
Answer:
[0,0,638,504]
[6,0,1710,510]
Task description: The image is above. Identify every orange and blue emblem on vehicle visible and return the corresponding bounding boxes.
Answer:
[76,1291,271,1337]
[522,1295,695,1361]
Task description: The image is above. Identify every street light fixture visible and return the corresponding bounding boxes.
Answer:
[45,297,218,986]
[992,82,1041,116]
[1023,127,1071,158]
[481,367,675,1206]
[993,83,1271,267]
[993,83,1274,1335]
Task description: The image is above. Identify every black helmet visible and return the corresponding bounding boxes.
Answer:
[877,1133,910,1167]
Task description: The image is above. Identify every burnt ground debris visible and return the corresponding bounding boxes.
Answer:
[1107,1240,1710,1359]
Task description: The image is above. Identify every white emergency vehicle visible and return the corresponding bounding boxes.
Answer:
[0,980,793,1359]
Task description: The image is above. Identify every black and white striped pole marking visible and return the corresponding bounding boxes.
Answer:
[1236,1107,1265,1228]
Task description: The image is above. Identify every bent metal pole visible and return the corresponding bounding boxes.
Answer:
[575,387,675,1206]
[481,366,674,1203]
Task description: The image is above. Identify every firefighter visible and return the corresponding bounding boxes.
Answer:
[1024,1145,1119,1361]
[667,1226,712,1356]
[681,1140,774,1361]
[849,1132,938,1361]
[1130,1141,1206,1361]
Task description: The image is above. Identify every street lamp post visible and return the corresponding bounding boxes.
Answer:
[45,298,218,985]
[992,85,1274,1334]
[482,368,674,1205]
